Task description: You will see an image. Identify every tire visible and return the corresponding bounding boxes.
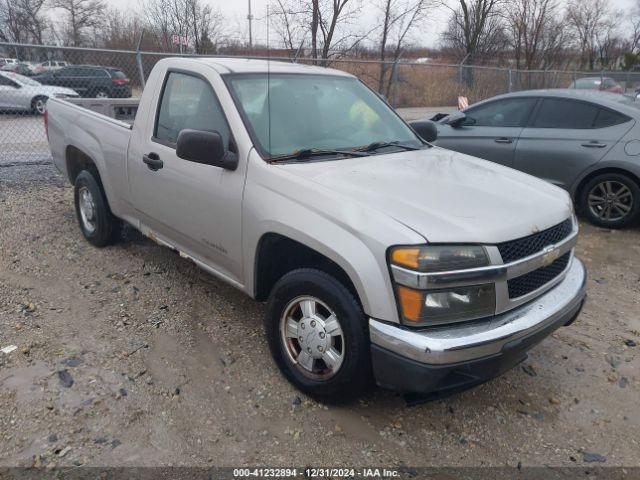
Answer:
[94,90,109,99]
[31,95,48,115]
[579,173,640,229]
[265,268,372,402]
[74,170,121,247]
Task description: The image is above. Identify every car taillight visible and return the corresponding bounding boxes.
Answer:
[44,109,49,140]
[113,78,129,85]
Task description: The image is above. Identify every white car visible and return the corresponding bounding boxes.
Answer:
[39,60,70,72]
[0,71,78,114]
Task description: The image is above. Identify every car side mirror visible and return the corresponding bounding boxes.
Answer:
[410,120,438,143]
[443,111,469,128]
[176,129,238,171]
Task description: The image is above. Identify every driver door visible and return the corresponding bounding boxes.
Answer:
[127,68,246,284]
[436,97,538,168]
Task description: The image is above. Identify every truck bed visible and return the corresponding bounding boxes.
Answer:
[66,97,140,125]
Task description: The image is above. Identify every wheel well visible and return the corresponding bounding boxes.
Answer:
[66,145,99,184]
[254,233,361,305]
[574,168,640,202]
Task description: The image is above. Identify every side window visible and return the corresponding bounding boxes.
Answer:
[464,98,536,127]
[593,108,630,128]
[532,99,599,129]
[0,76,16,87]
[154,71,230,147]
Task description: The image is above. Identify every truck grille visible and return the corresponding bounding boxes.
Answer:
[497,219,573,263]
[507,252,571,299]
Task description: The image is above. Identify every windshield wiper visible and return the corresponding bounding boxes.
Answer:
[269,148,370,163]
[356,140,421,153]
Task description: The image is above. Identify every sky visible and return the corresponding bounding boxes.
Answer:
[105,0,637,49]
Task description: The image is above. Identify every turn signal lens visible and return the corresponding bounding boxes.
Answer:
[396,286,423,322]
[390,248,421,269]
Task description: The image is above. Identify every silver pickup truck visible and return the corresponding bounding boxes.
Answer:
[46,57,586,401]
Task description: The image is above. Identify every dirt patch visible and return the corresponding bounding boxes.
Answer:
[1,164,639,468]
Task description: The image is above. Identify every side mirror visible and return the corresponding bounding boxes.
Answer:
[443,111,467,127]
[176,129,238,170]
[410,120,438,143]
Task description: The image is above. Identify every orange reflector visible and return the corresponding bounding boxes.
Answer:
[391,248,421,269]
[397,286,423,322]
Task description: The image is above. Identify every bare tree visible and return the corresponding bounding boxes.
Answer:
[53,0,106,47]
[268,0,367,64]
[440,0,507,65]
[0,0,50,45]
[565,0,615,70]
[505,0,566,70]
[143,0,225,53]
[376,0,431,95]
[270,0,308,53]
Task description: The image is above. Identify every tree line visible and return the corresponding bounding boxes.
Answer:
[1,0,640,72]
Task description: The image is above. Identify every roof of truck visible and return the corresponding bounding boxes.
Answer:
[187,57,354,77]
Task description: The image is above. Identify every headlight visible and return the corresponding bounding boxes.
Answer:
[390,245,489,272]
[395,284,495,326]
[389,245,495,326]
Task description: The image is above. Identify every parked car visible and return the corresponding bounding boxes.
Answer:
[1,62,37,76]
[35,65,131,98]
[45,58,586,400]
[38,60,70,72]
[569,76,624,94]
[0,71,78,114]
[0,58,17,68]
[433,90,640,228]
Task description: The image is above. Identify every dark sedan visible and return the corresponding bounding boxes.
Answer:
[432,90,640,228]
[35,65,132,99]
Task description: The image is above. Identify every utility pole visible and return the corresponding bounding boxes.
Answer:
[247,0,253,49]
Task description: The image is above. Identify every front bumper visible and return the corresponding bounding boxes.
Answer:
[370,258,587,394]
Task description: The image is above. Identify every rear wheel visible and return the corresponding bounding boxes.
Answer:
[579,173,640,228]
[74,170,121,247]
[265,269,372,402]
[94,90,109,99]
[31,95,48,115]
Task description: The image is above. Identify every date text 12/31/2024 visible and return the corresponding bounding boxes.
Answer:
[233,468,401,478]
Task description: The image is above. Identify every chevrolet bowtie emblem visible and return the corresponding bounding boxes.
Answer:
[541,245,560,267]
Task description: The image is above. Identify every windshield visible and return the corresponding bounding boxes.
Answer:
[5,72,41,86]
[226,73,421,158]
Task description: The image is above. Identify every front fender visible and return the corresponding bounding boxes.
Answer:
[242,159,426,323]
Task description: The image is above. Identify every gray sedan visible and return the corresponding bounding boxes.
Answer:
[432,90,640,228]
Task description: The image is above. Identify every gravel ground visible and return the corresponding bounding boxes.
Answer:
[1,163,639,469]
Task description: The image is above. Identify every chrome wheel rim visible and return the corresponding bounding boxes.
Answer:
[95,91,108,99]
[78,186,97,234]
[35,98,46,114]
[588,180,633,222]
[279,296,345,380]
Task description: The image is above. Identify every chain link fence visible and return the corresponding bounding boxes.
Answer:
[3,41,640,165]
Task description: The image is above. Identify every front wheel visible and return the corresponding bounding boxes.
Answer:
[265,269,372,402]
[579,173,640,228]
[31,95,48,115]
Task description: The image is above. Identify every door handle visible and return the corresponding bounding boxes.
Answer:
[494,137,513,144]
[581,141,607,148]
[143,152,163,171]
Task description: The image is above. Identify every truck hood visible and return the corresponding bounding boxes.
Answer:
[279,147,573,244]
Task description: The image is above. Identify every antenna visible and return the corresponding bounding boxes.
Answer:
[267,4,272,156]
[247,0,253,50]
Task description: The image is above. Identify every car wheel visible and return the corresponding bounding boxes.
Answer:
[74,170,121,247]
[265,268,372,402]
[31,96,48,115]
[580,173,640,228]
[95,90,109,99]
